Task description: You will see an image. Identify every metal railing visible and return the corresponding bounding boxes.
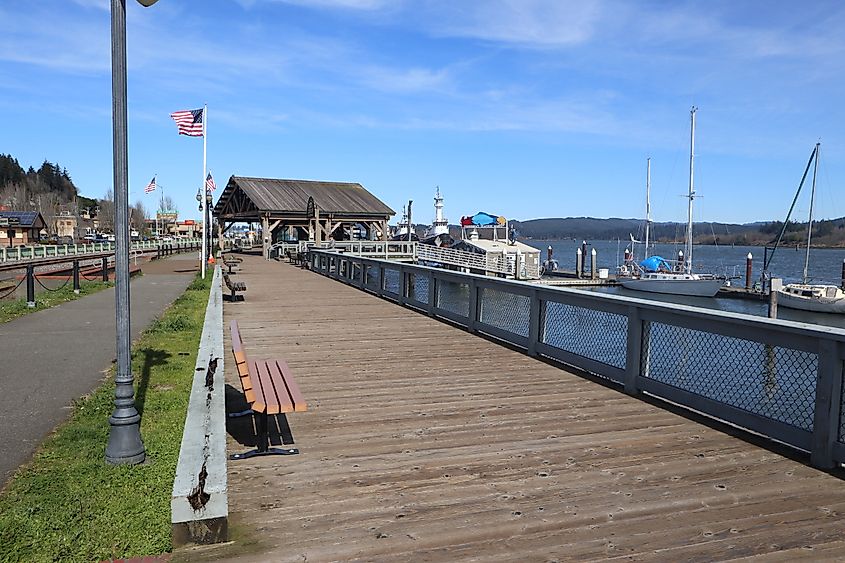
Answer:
[416,243,543,278]
[308,249,845,469]
[270,240,417,261]
[0,239,203,263]
[271,240,540,279]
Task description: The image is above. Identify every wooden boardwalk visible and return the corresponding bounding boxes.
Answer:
[214,255,845,562]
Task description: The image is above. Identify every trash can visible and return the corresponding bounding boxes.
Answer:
[598,268,609,279]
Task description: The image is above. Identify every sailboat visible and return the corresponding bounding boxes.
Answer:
[775,143,845,313]
[619,107,724,298]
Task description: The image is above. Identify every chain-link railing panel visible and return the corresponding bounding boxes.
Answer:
[643,322,817,431]
[480,288,530,338]
[409,273,430,304]
[436,279,470,319]
[383,267,400,295]
[543,302,627,369]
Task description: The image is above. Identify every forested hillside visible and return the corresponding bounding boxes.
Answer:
[511,216,845,247]
[0,153,148,236]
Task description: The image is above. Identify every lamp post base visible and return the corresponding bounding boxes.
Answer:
[105,408,146,465]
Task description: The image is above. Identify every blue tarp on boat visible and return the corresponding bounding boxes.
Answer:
[640,255,671,272]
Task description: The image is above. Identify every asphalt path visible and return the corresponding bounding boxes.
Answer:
[0,253,199,487]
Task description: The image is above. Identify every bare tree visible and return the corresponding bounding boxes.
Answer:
[0,181,31,211]
[99,189,115,233]
[158,195,177,215]
[39,192,61,235]
[130,200,147,234]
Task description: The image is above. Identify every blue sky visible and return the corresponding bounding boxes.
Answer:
[1,0,844,225]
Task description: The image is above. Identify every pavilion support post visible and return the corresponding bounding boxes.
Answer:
[380,220,388,241]
[261,215,270,260]
[216,219,224,255]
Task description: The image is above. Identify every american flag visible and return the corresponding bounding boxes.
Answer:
[205,172,216,192]
[169,108,204,137]
[144,176,156,194]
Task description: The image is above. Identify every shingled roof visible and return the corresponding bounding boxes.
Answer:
[219,177,394,217]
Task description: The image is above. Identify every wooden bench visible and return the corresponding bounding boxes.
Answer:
[222,254,243,274]
[229,320,307,459]
[222,272,246,301]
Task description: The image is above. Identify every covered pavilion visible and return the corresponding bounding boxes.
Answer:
[213,176,395,256]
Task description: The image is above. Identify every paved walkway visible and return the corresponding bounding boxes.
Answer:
[0,253,199,487]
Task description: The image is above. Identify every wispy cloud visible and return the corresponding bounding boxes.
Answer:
[421,0,603,48]
[236,0,393,10]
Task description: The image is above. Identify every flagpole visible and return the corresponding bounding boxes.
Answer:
[201,104,208,278]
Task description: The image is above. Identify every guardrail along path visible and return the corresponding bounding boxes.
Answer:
[223,256,845,561]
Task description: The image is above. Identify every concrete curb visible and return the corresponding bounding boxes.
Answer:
[171,266,228,546]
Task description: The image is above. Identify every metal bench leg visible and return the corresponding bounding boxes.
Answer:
[230,411,299,460]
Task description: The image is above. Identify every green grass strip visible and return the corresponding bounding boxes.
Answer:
[0,273,212,562]
[0,280,113,324]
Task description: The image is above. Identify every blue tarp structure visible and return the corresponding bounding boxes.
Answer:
[460,212,506,226]
[640,255,671,272]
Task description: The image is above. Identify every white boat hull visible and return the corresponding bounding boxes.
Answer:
[778,285,845,314]
[619,276,723,297]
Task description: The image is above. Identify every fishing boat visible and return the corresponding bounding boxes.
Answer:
[619,108,723,298]
[773,143,845,314]
[779,283,845,313]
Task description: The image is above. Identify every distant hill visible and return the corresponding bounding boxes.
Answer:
[509,216,845,247]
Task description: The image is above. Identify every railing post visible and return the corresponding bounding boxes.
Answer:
[73,260,81,294]
[378,265,386,296]
[428,271,436,316]
[624,306,644,396]
[102,256,109,282]
[811,339,843,469]
[26,264,35,307]
[399,265,407,305]
[468,279,479,333]
[527,288,542,357]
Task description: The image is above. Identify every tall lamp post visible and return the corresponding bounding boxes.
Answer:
[206,190,213,260]
[105,0,159,466]
[197,188,214,260]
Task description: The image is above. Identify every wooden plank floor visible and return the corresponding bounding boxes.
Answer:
[215,255,845,562]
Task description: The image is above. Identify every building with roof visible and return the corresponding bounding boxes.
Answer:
[213,177,395,256]
[0,211,47,247]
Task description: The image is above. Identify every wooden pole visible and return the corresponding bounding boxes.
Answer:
[745,253,753,290]
[576,248,582,279]
[768,278,782,318]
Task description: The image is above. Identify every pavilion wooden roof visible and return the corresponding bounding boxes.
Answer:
[214,176,395,220]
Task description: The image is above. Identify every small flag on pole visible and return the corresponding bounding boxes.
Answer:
[205,172,216,192]
[169,108,204,136]
[144,176,156,194]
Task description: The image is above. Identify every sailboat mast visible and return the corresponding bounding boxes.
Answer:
[645,157,651,255]
[803,142,820,284]
[686,106,697,274]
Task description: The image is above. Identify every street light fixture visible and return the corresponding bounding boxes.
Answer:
[105,0,159,466]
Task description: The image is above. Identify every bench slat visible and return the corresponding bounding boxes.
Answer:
[248,360,270,414]
[273,359,308,412]
[252,360,293,415]
[263,360,296,412]
[230,320,244,353]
